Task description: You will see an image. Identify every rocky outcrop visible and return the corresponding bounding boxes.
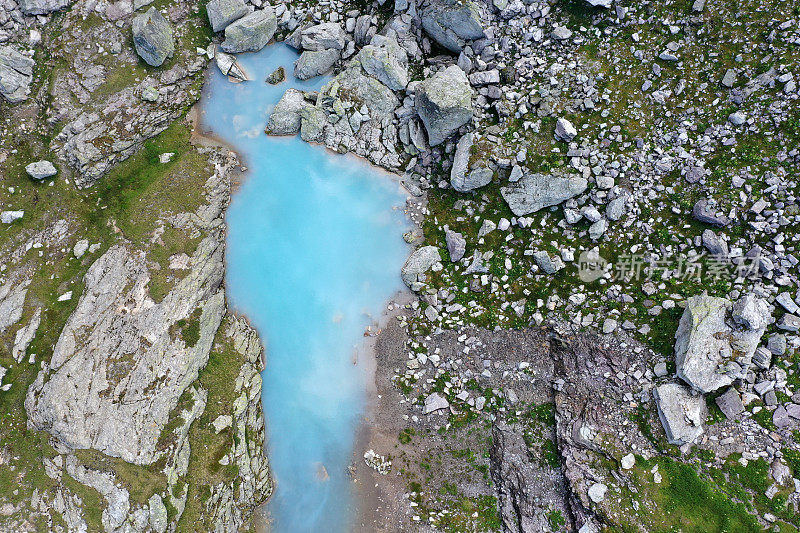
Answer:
[294,49,340,80]
[420,0,485,53]
[221,7,277,54]
[500,173,588,216]
[207,0,248,33]
[0,273,29,333]
[132,8,175,67]
[415,65,473,146]
[26,238,226,464]
[357,34,409,91]
[675,293,769,394]
[450,132,492,192]
[0,45,34,103]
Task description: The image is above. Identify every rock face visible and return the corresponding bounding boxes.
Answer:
[25,160,57,180]
[415,65,473,146]
[357,34,409,91]
[421,0,485,53]
[500,173,588,216]
[25,239,226,464]
[294,49,340,80]
[675,293,769,394]
[450,132,492,192]
[653,383,707,445]
[0,46,34,103]
[132,8,175,67]
[401,246,441,287]
[221,8,277,53]
[17,0,70,14]
[266,88,310,135]
[206,0,248,33]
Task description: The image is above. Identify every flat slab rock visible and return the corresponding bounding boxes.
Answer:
[500,172,588,216]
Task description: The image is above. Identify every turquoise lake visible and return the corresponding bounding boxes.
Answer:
[200,45,410,532]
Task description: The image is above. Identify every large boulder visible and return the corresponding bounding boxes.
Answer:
[132,8,175,67]
[221,7,277,53]
[414,65,473,146]
[450,132,492,192]
[294,49,340,80]
[0,46,34,103]
[206,0,248,33]
[357,34,409,91]
[25,160,57,180]
[401,246,441,287]
[421,0,485,53]
[653,383,707,446]
[215,48,248,81]
[299,22,346,51]
[500,173,588,216]
[17,0,70,14]
[329,65,399,118]
[675,293,769,394]
[265,89,311,135]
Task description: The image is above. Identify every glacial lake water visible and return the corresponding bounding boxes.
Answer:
[200,45,410,532]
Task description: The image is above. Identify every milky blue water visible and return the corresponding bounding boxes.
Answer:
[200,45,410,532]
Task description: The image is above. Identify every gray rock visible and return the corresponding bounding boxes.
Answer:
[0,276,29,333]
[715,388,744,419]
[221,7,277,53]
[588,483,607,503]
[415,65,473,146]
[327,65,399,117]
[206,0,248,33]
[300,23,346,51]
[423,392,449,414]
[0,46,35,103]
[701,229,728,257]
[586,0,611,7]
[357,34,409,91]
[654,362,668,378]
[551,26,573,40]
[728,111,746,126]
[25,160,57,180]
[450,132,492,192]
[421,0,485,53]
[693,199,730,226]
[721,68,737,88]
[533,251,562,275]
[215,48,248,81]
[777,314,800,332]
[73,239,90,259]
[298,105,327,143]
[554,117,577,142]
[468,69,500,86]
[767,334,786,356]
[606,196,627,221]
[266,89,310,135]
[294,49,340,80]
[148,494,168,533]
[654,383,707,446]
[500,173,588,216]
[731,292,771,330]
[675,294,767,393]
[13,308,40,363]
[445,229,466,262]
[17,0,70,14]
[132,8,175,67]
[401,246,441,287]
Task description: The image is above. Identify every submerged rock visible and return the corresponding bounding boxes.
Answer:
[221,8,277,53]
[415,65,473,146]
[653,383,707,446]
[675,293,769,394]
[266,66,286,85]
[0,46,34,103]
[421,0,485,53]
[294,49,340,80]
[132,8,175,67]
[500,173,588,216]
[450,133,492,192]
[207,0,248,33]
